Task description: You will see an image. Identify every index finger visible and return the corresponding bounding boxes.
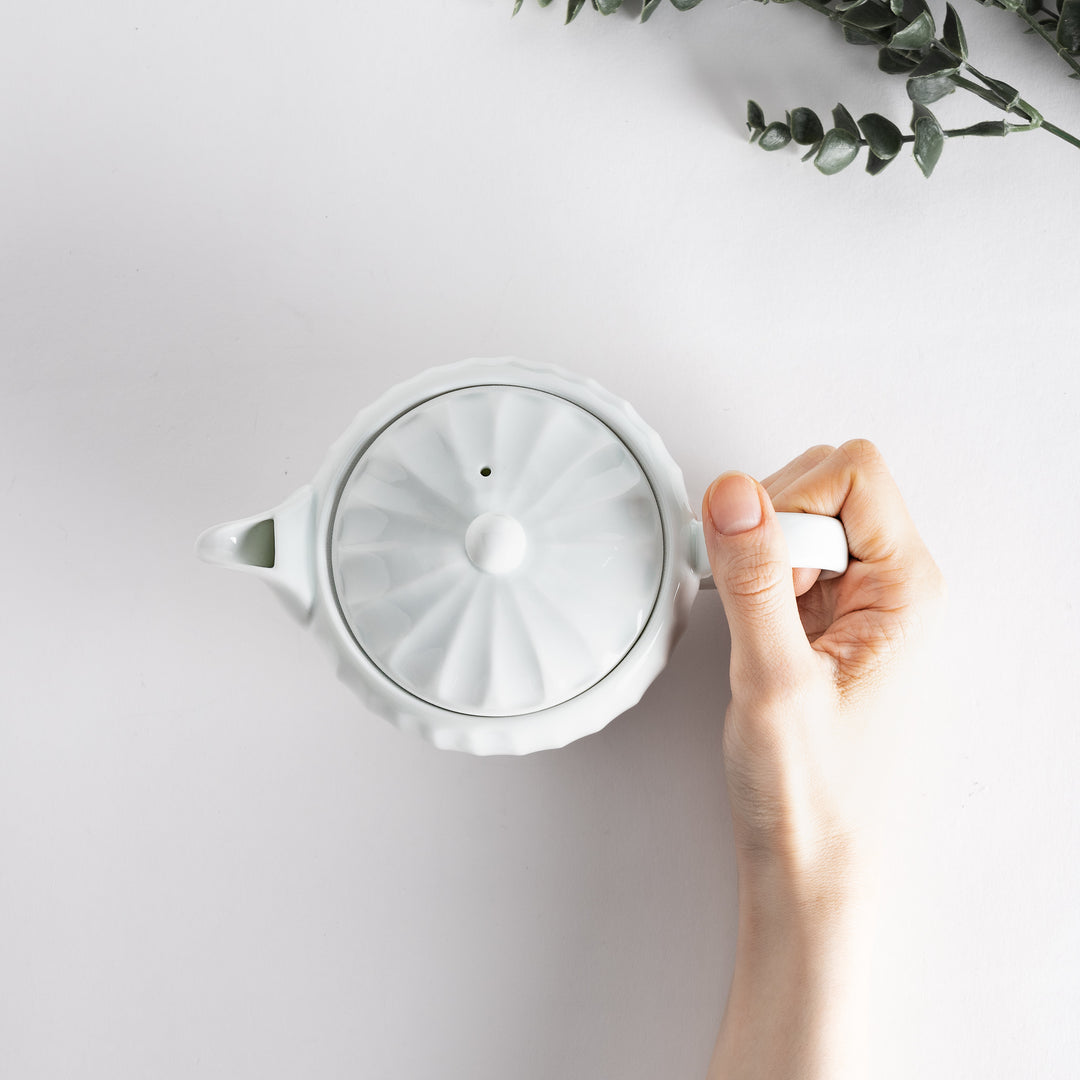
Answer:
[768,438,922,566]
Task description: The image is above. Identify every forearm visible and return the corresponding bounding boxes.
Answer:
[706,852,880,1080]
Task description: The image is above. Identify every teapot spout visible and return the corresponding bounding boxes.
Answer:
[195,484,316,623]
[196,517,276,569]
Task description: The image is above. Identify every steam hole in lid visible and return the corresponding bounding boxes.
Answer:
[480,466,492,477]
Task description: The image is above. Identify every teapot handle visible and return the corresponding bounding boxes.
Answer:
[195,485,317,622]
[690,512,849,590]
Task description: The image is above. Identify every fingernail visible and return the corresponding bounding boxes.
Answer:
[707,472,763,535]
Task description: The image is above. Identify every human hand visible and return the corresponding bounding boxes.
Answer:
[701,439,947,882]
[702,440,947,1080]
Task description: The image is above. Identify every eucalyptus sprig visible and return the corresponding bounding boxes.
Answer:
[514,0,1080,176]
[748,98,1015,175]
[511,0,707,21]
[973,0,1080,79]
[768,0,1080,172]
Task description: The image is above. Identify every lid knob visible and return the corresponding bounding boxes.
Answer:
[464,512,527,575]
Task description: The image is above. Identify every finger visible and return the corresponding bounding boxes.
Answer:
[761,444,837,500]
[767,438,921,566]
[702,472,816,698]
[792,566,821,596]
[762,447,835,597]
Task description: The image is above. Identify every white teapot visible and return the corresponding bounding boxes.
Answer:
[196,357,848,755]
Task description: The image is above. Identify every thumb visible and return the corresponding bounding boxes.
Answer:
[702,471,814,697]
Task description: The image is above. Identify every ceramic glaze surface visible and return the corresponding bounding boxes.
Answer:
[329,385,665,716]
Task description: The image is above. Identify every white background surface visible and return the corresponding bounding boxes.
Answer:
[2,2,1078,1078]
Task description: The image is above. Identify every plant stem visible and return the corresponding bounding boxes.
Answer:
[788,0,1080,151]
[1040,118,1080,148]
[939,47,1039,117]
[937,45,1080,146]
[948,74,1037,122]
[1012,6,1080,78]
[832,124,1016,146]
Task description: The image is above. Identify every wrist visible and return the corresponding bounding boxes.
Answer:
[733,854,878,997]
[734,838,878,939]
[706,851,880,1080]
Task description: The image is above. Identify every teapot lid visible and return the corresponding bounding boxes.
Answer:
[328,384,664,717]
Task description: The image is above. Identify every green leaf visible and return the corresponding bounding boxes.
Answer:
[943,2,969,56]
[906,49,960,103]
[790,107,825,144]
[596,0,624,12]
[801,142,823,161]
[912,103,945,177]
[909,50,961,76]
[513,0,524,14]
[843,23,886,43]
[842,0,898,26]
[1059,0,1080,50]
[900,0,932,18]
[878,47,919,73]
[566,0,587,21]
[890,10,935,47]
[641,0,664,20]
[758,122,792,150]
[832,103,861,138]
[866,150,895,174]
[907,72,956,103]
[814,128,861,173]
[857,112,904,158]
[747,99,766,140]
[670,0,706,8]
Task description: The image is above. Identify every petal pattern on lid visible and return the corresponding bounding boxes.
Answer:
[329,385,664,716]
